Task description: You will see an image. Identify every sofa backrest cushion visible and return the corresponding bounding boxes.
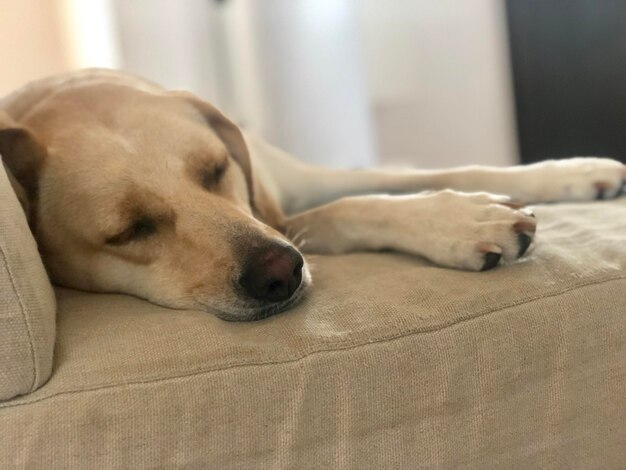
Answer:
[0,161,56,401]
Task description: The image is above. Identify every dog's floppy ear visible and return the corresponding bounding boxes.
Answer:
[173,92,254,203]
[0,112,47,221]
[171,92,286,229]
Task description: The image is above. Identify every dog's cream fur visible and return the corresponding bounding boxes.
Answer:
[1,69,624,320]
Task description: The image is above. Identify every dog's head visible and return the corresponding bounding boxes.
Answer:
[0,83,310,320]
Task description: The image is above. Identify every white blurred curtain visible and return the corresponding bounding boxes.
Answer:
[223,0,377,168]
[113,0,377,168]
[113,0,226,107]
[21,0,517,169]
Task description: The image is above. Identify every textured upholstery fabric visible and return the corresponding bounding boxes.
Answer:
[0,164,56,401]
[1,199,625,468]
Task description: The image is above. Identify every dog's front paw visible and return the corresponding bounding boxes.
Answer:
[521,157,625,202]
[397,191,537,271]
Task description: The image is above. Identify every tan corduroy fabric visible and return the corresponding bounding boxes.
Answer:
[1,199,625,468]
[0,164,56,401]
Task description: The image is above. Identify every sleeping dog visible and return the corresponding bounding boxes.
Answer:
[1,69,624,320]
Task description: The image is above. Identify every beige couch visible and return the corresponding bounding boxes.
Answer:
[1,162,625,469]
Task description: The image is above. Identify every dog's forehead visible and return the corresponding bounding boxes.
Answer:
[39,86,229,173]
[36,97,222,205]
[27,83,220,148]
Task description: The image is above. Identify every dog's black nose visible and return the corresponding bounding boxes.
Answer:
[239,244,304,302]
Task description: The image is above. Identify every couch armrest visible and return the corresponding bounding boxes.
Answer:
[0,161,55,400]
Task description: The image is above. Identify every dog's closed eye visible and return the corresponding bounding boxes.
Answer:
[200,160,228,190]
[105,216,157,246]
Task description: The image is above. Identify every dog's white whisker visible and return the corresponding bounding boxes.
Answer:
[289,226,310,245]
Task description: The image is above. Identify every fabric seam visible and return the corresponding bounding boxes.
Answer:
[1,273,625,410]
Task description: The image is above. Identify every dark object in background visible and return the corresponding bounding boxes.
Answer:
[506,1,626,164]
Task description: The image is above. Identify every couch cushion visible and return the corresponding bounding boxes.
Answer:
[1,199,625,468]
[0,163,56,401]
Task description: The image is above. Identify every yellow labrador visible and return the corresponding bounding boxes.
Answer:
[1,69,624,320]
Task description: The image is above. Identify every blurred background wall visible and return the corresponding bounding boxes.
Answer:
[1,0,623,168]
[0,0,74,94]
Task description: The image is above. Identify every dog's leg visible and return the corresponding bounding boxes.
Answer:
[286,159,625,212]
[250,138,625,213]
[285,190,536,271]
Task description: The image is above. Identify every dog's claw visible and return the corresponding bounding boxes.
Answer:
[594,181,611,200]
[517,233,532,257]
[481,252,501,271]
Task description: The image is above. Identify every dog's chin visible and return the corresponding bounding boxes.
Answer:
[209,274,310,322]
